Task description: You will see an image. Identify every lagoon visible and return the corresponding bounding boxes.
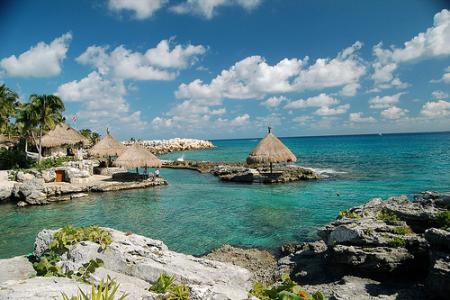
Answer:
[1,132,449,259]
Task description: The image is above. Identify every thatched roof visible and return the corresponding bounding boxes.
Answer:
[0,135,19,144]
[246,127,297,165]
[114,144,162,168]
[89,133,126,157]
[39,123,89,148]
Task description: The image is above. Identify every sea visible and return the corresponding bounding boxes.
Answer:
[0,132,449,259]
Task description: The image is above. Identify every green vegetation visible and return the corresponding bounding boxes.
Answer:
[393,226,413,235]
[437,211,450,228]
[34,156,74,171]
[0,148,31,169]
[61,276,127,300]
[388,237,407,248]
[50,225,112,253]
[250,273,325,300]
[149,273,191,300]
[33,226,112,280]
[0,84,19,134]
[338,209,360,219]
[80,129,101,145]
[376,210,400,222]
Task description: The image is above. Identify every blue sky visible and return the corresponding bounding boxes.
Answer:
[0,0,449,139]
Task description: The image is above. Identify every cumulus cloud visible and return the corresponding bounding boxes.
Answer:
[76,39,206,80]
[170,0,262,19]
[108,0,167,19]
[369,92,405,109]
[261,96,286,109]
[340,82,360,97]
[421,100,450,118]
[381,106,408,120]
[349,112,376,123]
[292,115,313,125]
[176,42,365,103]
[432,90,448,99]
[372,9,450,88]
[229,113,250,126]
[284,93,339,109]
[0,33,71,77]
[56,71,146,132]
[315,104,350,116]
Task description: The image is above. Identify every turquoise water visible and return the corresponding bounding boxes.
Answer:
[1,132,449,258]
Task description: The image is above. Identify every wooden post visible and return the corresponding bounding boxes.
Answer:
[270,162,273,174]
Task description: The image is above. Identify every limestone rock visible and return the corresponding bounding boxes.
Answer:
[16,171,35,182]
[0,256,36,283]
[0,180,14,202]
[13,178,47,205]
[425,228,450,252]
[425,251,450,300]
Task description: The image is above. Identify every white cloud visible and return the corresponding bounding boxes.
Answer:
[381,106,408,120]
[421,100,450,118]
[340,82,360,97]
[372,9,450,88]
[0,33,71,77]
[108,0,167,19]
[315,104,350,116]
[76,39,205,80]
[261,96,286,109]
[56,71,146,133]
[349,112,376,123]
[284,93,339,109]
[369,92,405,109]
[292,115,313,125]
[145,39,206,69]
[432,90,448,99]
[176,42,365,103]
[170,0,262,19]
[230,113,250,126]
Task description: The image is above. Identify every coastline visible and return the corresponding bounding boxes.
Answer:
[0,191,449,299]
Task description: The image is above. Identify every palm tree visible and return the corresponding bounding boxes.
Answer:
[0,84,19,136]
[80,128,101,145]
[28,94,65,161]
[90,132,101,144]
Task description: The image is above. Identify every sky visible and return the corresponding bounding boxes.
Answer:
[0,0,449,140]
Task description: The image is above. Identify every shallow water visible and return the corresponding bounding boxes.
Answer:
[0,132,449,258]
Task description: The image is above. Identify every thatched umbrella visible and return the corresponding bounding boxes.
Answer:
[246,127,297,173]
[89,131,126,158]
[40,123,89,148]
[114,144,162,173]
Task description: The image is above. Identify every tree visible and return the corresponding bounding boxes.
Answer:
[0,84,19,136]
[28,95,65,161]
[80,128,101,145]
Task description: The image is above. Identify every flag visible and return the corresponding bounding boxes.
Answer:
[72,114,78,123]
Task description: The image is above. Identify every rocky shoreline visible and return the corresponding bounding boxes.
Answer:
[0,191,448,299]
[163,160,320,183]
[124,138,215,155]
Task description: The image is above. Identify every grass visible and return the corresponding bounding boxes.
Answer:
[338,209,360,220]
[388,237,407,248]
[437,211,450,228]
[393,226,413,235]
[376,210,400,222]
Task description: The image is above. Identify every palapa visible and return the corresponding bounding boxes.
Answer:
[89,133,126,157]
[114,144,162,169]
[247,127,296,172]
[39,123,89,148]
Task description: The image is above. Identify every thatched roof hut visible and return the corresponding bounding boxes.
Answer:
[247,127,297,167]
[89,133,126,157]
[114,144,162,169]
[39,123,89,148]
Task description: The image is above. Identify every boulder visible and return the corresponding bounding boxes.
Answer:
[16,171,35,182]
[0,256,36,283]
[425,228,450,252]
[35,228,253,299]
[425,251,450,299]
[41,169,56,183]
[0,180,14,202]
[13,178,47,205]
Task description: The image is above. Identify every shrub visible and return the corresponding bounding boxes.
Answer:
[338,209,360,220]
[388,237,407,248]
[249,273,325,300]
[437,211,450,228]
[61,276,127,300]
[0,148,31,169]
[393,226,413,235]
[50,225,112,253]
[376,210,400,222]
[33,156,74,171]
[148,273,190,300]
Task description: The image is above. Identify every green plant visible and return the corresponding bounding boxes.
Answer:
[249,273,326,300]
[0,148,31,169]
[72,259,105,282]
[50,225,112,253]
[388,237,407,248]
[376,210,400,222]
[337,209,360,220]
[33,251,65,277]
[61,276,127,300]
[393,226,413,235]
[149,273,175,293]
[437,211,450,228]
[168,284,191,300]
[33,156,74,171]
